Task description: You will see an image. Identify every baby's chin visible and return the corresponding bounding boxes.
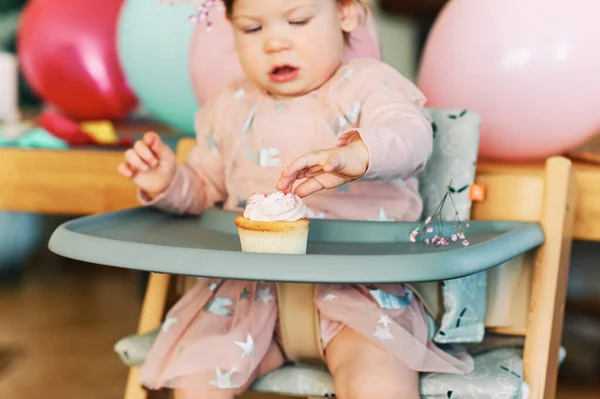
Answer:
[261,80,327,100]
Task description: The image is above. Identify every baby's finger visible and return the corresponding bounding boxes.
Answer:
[143,132,167,159]
[276,176,295,193]
[303,165,323,178]
[294,177,326,198]
[281,150,329,178]
[125,149,150,172]
[117,162,135,179]
[322,154,343,173]
[134,140,158,167]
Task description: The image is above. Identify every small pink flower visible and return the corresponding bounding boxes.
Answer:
[465,221,470,228]
[435,240,441,247]
[441,238,449,246]
[409,235,416,242]
[462,240,469,246]
[457,232,465,239]
[426,225,433,233]
[424,238,430,244]
[450,234,457,241]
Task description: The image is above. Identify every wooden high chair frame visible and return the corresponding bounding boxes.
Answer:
[124,138,576,399]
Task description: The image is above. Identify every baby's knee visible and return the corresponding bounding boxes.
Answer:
[333,367,420,399]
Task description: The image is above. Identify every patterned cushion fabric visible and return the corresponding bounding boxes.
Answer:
[419,108,486,344]
[251,336,566,399]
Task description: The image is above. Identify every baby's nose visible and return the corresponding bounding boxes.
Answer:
[264,35,292,53]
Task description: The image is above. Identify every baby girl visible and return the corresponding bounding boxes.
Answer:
[118,0,473,398]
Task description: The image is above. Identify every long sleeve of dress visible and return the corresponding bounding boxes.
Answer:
[335,59,433,182]
[137,97,228,215]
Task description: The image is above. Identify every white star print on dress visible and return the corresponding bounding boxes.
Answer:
[370,206,394,222]
[233,88,245,99]
[241,106,283,167]
[209,367,239,389]
[307,208,326,219]
[234,333,255,359]
[161,317,177,333]
[323,293,337,301]
[378,315,392,327]
[205,132,219,155]
[373,325,394,342]
[205,297,233,316]
[255,287,274,305]
[340,68,355,81]
[337,100,361,132]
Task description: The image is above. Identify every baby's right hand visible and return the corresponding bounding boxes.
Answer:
[118,132,177,199]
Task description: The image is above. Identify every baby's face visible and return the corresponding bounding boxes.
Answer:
[230,0,357,100]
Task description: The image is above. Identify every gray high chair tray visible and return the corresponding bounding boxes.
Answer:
[48,207,544,283]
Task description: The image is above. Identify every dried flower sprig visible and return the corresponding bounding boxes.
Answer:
[157,0,222,30]
[188,0,222,29]
[409,181,470,247]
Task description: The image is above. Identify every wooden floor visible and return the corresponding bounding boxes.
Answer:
[0,251,598,399]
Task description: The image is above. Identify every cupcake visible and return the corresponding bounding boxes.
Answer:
[234,192,310,254]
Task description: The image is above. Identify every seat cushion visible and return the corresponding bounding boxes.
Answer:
[252,337,566,398]
[252,347,530,398]
[116,333,565,398]
[114,329,158,367]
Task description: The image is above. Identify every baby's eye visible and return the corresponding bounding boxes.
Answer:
[243,26,262,34]
[289,18,310,26]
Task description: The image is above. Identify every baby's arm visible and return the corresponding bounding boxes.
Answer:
[137,104,227,215]
[277,61,432,196]
[337,62,433,182]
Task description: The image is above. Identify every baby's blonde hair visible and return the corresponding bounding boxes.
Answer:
[223,0,367,45]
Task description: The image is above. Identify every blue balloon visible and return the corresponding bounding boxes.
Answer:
[117,0,198,135]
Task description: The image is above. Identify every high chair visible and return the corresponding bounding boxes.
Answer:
[48,108,575,399]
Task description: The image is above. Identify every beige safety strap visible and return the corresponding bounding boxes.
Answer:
[276,282,325,365]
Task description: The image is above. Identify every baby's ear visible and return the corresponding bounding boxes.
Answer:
[339,1,359,33]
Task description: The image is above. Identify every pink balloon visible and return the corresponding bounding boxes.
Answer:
[190,4,380,105]
[418,0,600,161]
[189,6,244,105]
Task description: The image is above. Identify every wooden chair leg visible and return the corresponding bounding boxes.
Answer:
[124,368,148,399]
[123,273,173,399]
[523,157,577,399]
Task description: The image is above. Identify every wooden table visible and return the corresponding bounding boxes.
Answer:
[0,118,178,215]
[1,135,600,241]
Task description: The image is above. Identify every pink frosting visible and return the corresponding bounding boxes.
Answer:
[243,192,307,222]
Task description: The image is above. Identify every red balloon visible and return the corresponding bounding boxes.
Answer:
[17,0,137,120]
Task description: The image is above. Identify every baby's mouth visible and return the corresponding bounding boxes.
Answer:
[271,65,297,74]
[269,65,299,83]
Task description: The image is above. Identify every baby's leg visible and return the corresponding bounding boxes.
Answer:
[174,339,285,399]
[326,327,420,399]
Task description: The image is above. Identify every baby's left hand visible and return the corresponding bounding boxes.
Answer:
[276,139,369,197]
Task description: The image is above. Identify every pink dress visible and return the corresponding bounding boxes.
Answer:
[138,58,474,390]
